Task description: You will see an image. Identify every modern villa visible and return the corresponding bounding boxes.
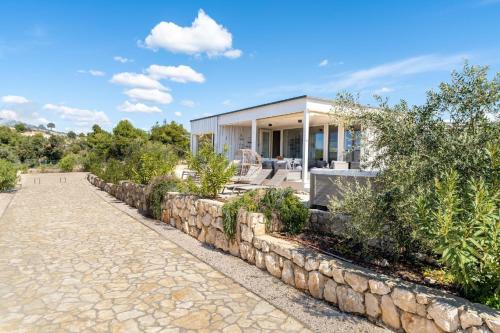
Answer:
[190,95,371,183]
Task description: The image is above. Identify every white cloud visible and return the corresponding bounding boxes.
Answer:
[143,9,241,58]
[147,64,205,83]
[110,72,166,90]
[1,95,30,104]
[222,99,232,106]
[319,59,328,67]
[174,111,182,117]
[117,101,162,113]
[43,103,110,127]
[114,56,134,63]
[124,88,173,104]
[31,112,49,125]
[0,109,18,120]
[78,69,106,76]
[89,70,105,77]
[224,49,242,59]
[180,99,196,108]
[259,53,467,96]
[373,87,395,95]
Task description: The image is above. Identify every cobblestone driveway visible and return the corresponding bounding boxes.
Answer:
[0,173,309,333]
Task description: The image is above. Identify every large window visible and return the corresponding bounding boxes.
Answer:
[344,125,361,163]
[309,126,324,162]
[328,125,338,162]
[283,128,302,158]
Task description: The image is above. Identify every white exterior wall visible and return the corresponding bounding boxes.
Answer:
[217,125,252,160]
[217,98,308,125]
[190,116,218,154]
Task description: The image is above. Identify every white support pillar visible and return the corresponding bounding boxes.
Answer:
[323,124,329,163]
[302,110,310,183]
[338,122,345,161]
[279,129,284,156]
[191,134,198,155]
[251,119,257,152]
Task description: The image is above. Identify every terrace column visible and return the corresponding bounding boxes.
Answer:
[191,134,198,155]
[323,124,329,162]
[251,119,257,152]
[302,109,310,183]
[338,122,345,161]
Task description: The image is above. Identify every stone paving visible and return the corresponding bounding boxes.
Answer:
[0,173,310,333]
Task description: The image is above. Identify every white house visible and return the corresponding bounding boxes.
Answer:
[190,95,369,183]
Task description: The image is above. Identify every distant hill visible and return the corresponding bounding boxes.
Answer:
[0,119,66,136]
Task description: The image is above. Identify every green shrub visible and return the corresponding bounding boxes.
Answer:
[100,159,127,184]
[329,64,499,260]
[259,188,309,234]
[130,143,178,185]
[185,144,236,198]
[58,154,78,172]
[222,191,260,239]
[148,176,180,219]
[0,160,18,191]
[222,188,309,239]
[415,168,499,308]
[82,152,103,175]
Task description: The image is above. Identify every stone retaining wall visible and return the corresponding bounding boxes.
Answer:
[87,174,500,333]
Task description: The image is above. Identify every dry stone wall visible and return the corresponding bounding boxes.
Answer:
[87,174,500,333]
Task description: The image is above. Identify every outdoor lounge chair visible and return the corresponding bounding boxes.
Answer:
[223,168,272,194]
[228,169,289,194]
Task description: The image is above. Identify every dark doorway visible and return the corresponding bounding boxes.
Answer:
[272,131,281,157]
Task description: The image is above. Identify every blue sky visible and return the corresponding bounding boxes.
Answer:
[0,0,499,133]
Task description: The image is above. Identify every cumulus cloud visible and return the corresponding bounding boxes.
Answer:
[114,56,134,63]
[78,69,106,77]
[146,64,205,83]
[143,9,242,58]
[174,111,182,117]
[319,59,328,67]
[43,103,110,127]
[110,72,166,90]
[117,101,162,113]
[0,109,18,120]
[222,99,232,106]
[124,88,173,104]
[1,95,30,104]
[180,99,196,108]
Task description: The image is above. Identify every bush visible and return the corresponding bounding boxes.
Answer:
[415,168,499,308]
[130,143,178,185]
[329,64,499,259]
[58,154,78,172]
[185,144,236,198]
[99,159,127,184]
[222,191,260,239]
[0,160,18,191]
[259,187,309,234]
[222,188,309,239]
[148,176,180,219]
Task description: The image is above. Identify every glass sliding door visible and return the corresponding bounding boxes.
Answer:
[328,125,338,162]
[344,124,362,168]
[308,126,324,167]
[260,130,271,158]
[282,128,302,158]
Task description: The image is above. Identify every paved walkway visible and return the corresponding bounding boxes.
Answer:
[0,173,309,333]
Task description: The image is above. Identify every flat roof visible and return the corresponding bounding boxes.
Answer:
[190,95,335,122]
